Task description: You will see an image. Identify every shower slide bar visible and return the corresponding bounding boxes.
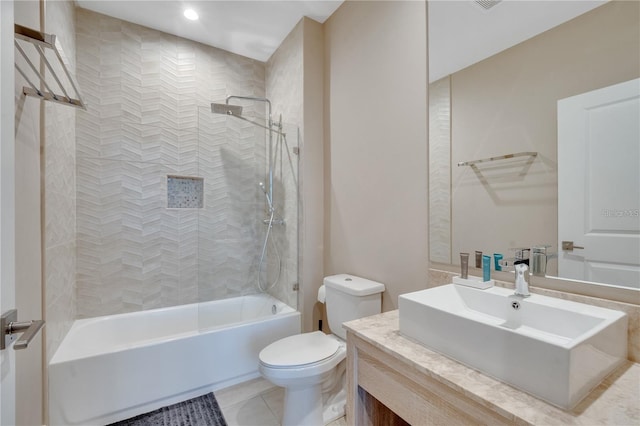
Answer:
[457,151,537,167]
[14,24,86,109]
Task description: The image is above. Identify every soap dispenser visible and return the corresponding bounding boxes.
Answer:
[514,264,530,297]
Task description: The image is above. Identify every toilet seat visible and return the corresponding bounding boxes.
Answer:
[259,332,346,384]
[259,331,340,368]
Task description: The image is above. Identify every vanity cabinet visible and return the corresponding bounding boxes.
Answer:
[344,311,639,426]
[346,332,514,425]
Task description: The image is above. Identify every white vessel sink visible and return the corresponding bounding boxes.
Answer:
[398,284,628,409]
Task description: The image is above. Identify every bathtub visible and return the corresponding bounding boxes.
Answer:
[49,294,300,426]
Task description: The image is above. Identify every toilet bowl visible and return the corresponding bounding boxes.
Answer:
[259,332,346,425]
[258,274,385,426]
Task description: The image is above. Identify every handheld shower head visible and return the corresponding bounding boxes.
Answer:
[211,103,243,116]
[259,182,273,210]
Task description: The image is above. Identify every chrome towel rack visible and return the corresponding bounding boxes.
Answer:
[14,24,86,109]
[457,151,537,167]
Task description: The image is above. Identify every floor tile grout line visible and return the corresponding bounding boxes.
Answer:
[218,393,278,426]
[260,392,281,426]
[215,379,348,426]
[214,380,277,410]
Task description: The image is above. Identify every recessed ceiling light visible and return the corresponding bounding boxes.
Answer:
[183,9,199,21]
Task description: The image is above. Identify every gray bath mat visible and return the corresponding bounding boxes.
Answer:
[108,393,227,426]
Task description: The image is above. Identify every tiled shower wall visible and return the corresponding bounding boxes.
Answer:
[75,9,271,318]
[44,0,77,361]
[264,20,304,310]
[428,77,451,264]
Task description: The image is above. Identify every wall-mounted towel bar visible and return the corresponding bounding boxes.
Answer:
[14,24,86,109]
[457,151,537,167]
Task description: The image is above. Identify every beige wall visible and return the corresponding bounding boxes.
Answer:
[323,0,429,312]
[447,1,640,271]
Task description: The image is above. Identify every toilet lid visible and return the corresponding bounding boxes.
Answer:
[259,331,340,367]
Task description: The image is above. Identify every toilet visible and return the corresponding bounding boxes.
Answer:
[258,274,385,426]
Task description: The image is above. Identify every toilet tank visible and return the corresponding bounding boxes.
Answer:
[325,274,385,340]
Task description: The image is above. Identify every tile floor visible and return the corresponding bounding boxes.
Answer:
[215,377,348,426]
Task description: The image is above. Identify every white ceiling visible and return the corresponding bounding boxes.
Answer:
[74,0,344,62]
[75,0,608,79]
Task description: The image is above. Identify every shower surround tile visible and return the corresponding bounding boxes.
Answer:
[76,9,271,318]
[429,77,452,264]
[44,0,77,362]
[265,23,303,311]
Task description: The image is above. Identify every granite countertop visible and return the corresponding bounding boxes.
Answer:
[344,310,640,425]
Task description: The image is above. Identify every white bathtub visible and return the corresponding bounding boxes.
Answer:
[49,294,300,426]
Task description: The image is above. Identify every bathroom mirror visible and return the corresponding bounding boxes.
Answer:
[428,1,640,293]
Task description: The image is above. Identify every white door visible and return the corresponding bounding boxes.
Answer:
[558,78,640,289]
[1,0,17,424]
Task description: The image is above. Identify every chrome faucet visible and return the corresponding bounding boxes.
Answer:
[530,245,557,277]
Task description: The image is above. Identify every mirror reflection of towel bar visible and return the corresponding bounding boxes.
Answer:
[457,151,537,167]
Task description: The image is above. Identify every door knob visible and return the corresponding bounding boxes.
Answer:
[1,309,45,350]
[562,241,585,251]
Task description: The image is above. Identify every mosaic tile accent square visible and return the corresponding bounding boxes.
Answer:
[167,176,204,208]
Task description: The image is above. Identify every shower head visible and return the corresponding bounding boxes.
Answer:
[211,97,286,137]
[211,103,243,116]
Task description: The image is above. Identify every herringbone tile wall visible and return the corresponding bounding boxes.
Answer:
[75,9,298,318]
[265,20,303,310]
[45,0,78,362]
[428,77,451,265]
